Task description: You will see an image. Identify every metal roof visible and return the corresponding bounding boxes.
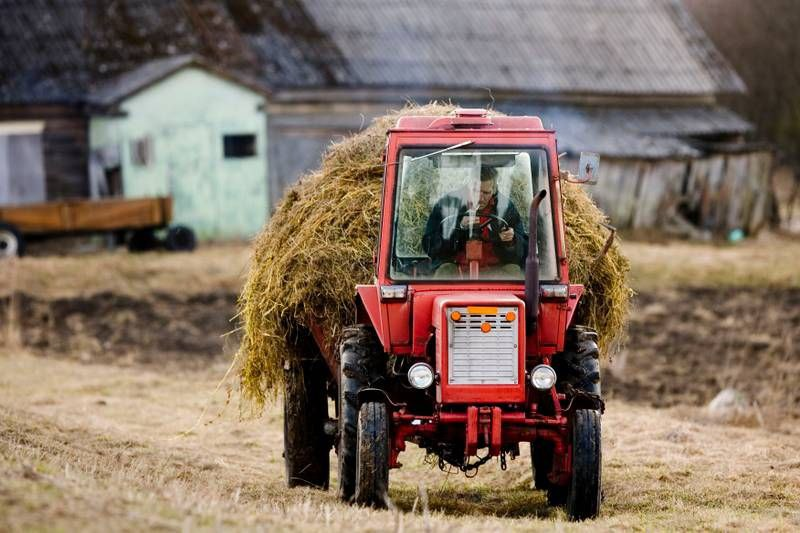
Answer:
[0,0,744,105]
[88,55,269,108]
[495,102,752,158]
[297,0,746,95]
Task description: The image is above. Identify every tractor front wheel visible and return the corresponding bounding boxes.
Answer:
[566,409,602,520]
[355,401,389,507]
[337,326,383,502]
[283,356,330,489]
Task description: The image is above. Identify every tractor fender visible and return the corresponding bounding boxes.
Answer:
[565,284,584,328]
[357,387,403,409]
[355,285,389,349]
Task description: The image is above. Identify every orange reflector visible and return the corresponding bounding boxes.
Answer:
[450,310,462,322]
[480,322,492,333]
[505,311,516,322]
[467,306,498,315]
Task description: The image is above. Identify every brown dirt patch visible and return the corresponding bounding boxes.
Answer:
[1,291,239,367]
[606,287,800,420]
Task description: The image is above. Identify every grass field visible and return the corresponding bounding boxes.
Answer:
[2,236,800,531]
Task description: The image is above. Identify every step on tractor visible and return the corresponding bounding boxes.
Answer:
[284,109,605,520]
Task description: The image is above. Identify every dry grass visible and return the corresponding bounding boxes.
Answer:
[624,232,800,290]
[1,352,799,531]
[0,244,250,299]
[238,104,631,409]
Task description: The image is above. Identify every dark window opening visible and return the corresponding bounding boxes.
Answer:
[224,134,257,158]
[130,136,153,167]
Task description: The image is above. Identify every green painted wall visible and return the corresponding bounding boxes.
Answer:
[90,67,268,240]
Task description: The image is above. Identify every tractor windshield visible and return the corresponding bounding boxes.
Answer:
[391,147,557,281]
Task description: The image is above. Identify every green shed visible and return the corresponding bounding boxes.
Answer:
[89,55,269,240]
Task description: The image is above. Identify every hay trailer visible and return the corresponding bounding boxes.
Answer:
[0,196,195,257]
[285,109,605,520]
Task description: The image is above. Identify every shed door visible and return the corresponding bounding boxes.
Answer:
[0,121,46,205]
[163,125,218,238]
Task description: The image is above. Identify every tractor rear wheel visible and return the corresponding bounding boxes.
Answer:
[283,356,330,489]
[355,401,389,507]
[337,326,384,502]
[566,409,602,520]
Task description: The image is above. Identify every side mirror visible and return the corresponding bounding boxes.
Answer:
[577,152,600,184]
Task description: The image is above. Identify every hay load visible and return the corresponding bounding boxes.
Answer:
[238,103,631,409]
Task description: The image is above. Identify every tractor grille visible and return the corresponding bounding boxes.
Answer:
[447,306,519,385]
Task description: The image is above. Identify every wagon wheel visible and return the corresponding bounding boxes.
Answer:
[0,222,25,258]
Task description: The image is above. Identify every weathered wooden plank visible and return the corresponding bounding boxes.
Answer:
[632,160,686,229]
[586,158,641,227]
[724,154,750,231]
[746,151,773,233]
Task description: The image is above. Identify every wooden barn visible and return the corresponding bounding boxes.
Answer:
[253,0,773,236]
[1,0,773,237]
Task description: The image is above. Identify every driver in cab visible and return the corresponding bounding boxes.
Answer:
[422,166,528,278]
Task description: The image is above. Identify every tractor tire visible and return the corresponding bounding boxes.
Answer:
[283,356,330,489]
[337,325,384,502]
[164,225,196,252]
[355,401,389,507]
[531,440,553,490]
[566,409,602,521]
[0,222,25,258]
[554,327,601,397]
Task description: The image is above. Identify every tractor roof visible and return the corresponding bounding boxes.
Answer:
[393,109,546,132]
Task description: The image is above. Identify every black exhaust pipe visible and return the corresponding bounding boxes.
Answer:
[525,189,547,330]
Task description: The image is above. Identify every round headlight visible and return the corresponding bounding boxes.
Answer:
[530,365,557,390]
[407,362,434,389]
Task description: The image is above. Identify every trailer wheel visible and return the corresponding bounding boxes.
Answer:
[283,356,330,489]
[0,222,24,258]
[566,409,602,520]
[530,440,553,490]
[127,229,159,252]
[337,326,383,502]
[355,401,389,507]
[165,225,196,252]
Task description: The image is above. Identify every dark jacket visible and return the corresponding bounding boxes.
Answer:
[422,190,528,268]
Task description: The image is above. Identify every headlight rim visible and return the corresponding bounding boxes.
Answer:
[407,362,435,389]
[530,364,557,390]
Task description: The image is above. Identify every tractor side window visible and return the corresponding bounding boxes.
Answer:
[391,148,557,281]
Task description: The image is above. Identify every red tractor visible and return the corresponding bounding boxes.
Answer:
[283,109,604,520]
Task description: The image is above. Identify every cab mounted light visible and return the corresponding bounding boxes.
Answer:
[379,285,407,301]
[540,284,569,300]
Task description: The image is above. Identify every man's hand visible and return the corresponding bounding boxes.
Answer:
[459,211,477,229]
[499,227,514,242]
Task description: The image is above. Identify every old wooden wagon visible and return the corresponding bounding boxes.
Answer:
[0,196,195,257]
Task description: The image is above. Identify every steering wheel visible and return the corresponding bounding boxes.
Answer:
[441,212,510,242]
